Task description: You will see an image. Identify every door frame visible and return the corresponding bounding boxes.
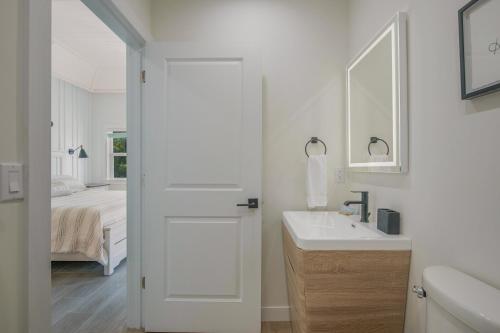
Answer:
[23,0,145,332]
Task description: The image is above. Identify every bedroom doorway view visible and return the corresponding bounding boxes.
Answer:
[50,1,129,332]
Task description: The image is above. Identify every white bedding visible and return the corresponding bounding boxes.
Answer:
[51,190,126,264]
[51,189,126,229]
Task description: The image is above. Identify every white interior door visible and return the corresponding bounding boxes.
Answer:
[142,43,262,333]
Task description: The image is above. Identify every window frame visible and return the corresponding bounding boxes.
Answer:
[106,129,128,180]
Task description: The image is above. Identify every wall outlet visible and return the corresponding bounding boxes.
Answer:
[335,168,345,184]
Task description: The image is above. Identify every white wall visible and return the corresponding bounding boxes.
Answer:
[51,77,126,187]
[151,0,350,317]
[348,1,500,332]
[111,0,152,41]
[0,1,25,332]
[89,93,126,184]
[51,77,92,182]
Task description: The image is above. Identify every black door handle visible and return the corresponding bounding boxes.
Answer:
[236,198,258,209]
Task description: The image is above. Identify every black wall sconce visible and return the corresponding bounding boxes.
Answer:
[68,145,89,159]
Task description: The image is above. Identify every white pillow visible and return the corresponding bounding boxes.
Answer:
[51,180,72,197]
[52,175,86,193]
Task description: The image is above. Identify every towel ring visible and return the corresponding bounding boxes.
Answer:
[368,137,390,156]
[305,137,327,157]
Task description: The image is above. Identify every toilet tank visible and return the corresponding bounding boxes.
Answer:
[423,266,500,333]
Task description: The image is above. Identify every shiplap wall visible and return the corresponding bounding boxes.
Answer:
[51,77,91,182]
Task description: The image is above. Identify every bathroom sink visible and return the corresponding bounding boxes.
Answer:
[282,211,411,250]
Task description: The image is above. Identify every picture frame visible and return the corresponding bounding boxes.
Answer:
[458,0,500,99]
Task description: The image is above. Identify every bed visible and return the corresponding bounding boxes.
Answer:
[51,180,127,276]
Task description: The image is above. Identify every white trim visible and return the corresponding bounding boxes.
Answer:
[398,12,409,174]
[81,0,145,50]
[125,46,143,329]
[261,306,291,322]
[73,3,146,328]
[26,1,145,332]
[106,129,128,180]
[24,0,52,332]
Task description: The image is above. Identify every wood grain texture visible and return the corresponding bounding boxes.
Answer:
[283,224,308,333]
[282,225,411,333]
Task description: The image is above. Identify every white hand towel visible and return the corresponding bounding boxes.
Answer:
[306,155,327,208]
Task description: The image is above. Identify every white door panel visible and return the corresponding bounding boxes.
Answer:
[165,60,242,188]
[165,217,241,300]
[143,44,261,333]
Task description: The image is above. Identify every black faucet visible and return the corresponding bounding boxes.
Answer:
[344,191,369,222]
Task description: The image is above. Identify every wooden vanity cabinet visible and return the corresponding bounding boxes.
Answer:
[282,225,411,333]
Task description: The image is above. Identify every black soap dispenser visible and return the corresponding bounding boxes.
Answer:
[377,209,400,235]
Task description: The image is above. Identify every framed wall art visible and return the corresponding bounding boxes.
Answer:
[459,0,500,99]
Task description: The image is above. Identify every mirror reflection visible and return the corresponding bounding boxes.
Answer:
[349,30,394,164]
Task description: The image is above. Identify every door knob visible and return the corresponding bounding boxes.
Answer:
[236,198,259,209]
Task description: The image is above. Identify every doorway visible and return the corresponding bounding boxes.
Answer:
[27,1,265,332]
[19,0,145,331]
[50,1,130,332]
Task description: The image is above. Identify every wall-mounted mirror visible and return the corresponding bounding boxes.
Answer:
[347,12,408,173]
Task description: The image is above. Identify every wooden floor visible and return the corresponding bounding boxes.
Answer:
[261,322,292,333]
[52,261,291,333]
[125,322,291,333]
[125,323,291,333]
[52,260,127,333]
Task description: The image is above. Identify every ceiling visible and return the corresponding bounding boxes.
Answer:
[52,0,126,93]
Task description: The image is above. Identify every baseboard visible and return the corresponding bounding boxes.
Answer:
[261,306,290,322]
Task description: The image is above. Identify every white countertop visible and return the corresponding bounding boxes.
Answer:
[282,211,411,251]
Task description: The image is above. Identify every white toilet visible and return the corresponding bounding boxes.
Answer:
[422,266,500,333]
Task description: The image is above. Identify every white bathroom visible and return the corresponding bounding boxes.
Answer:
[2,0,500,332]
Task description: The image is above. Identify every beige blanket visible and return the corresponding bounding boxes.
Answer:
[51,190,126,264]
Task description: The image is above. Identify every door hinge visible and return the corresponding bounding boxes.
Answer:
[141,70,146,83]
[141,276,146,289]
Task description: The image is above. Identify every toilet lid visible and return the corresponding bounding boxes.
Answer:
[423,266,500,333]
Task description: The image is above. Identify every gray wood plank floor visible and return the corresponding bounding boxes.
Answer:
[52,260,291,333]
[51,260,127,333]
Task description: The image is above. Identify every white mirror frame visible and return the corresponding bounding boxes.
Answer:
[347,12,408,173]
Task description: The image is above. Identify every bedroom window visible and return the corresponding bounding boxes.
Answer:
[107,130,127,179]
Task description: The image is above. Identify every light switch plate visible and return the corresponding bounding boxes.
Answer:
[0,163,24,202]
